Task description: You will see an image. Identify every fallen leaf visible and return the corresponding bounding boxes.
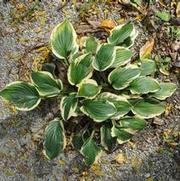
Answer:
[115,153,126,164]
[135,15,143,22]
[116,18,126,24]
[91,163,104,176]
[164,103,173,117]
[128,141,136,149]
[75,24,99,34]
[131,156,143,172]
[87,20,100,29]
[176,2,180,17]
[139,38,155,60]
[155,11,171,22]
[100,19,115,32]
[153,117,164,126]
[59,159,66,165]
[145,177,154,181]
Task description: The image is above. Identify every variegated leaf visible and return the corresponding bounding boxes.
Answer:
[60,93,78,121]
[43,118,66,159]
[31,71,63,97]
[151,82,177,100]
[80,99,117,122]
[50,20,78,60]
[130,76,160,94]
[77,79,101,99]
[119,117,146,134]
[108,65,141,90]
[80,135,101,166]
[0,81,41,111]
[98,92,131,119]
[111,47,134,68]
[108,22,138,47]
[68,54,93,85]
[85,36,98,54]
[132,99,165,118]
[111,125,133,144]
[140,59,156,76]
[93,44,116,71]
[100,123,116,151]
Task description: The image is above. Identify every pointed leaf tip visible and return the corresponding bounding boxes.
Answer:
[50,20,78,60]
[44,118,66,159]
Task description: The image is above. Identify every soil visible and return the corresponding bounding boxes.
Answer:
[0,1,179,181]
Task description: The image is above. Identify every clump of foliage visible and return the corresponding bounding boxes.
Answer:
[0,20,177,166]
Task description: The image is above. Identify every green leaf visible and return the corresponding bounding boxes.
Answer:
[119,117,146,134]
[111,47,134,68]
[0,81,41,111]
[98,92,131,119]
[68,54,93,85]
[80,134,101,165]
[85,36,98,54]
[77,79,101,99]
[72,130,91,151]
[42,63,56,76]
[132,99,165,118]
[130,76,160,94]
[108,23,134,46]
[155,11,171,22]
[140,59,156,76]
[60,93,78,121]
[93,44,116,71]
[151,82,177,100]
[50,19,78,60]
[80,99,117,122]
[130,0,142,7]
[43,118,66,159]
[72,132,84,150]
[31,71,63,97]
[108,65,141,90]
[100,123,116,151]
[111,125,133,144]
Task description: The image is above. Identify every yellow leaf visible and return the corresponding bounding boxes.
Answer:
[58,159,65,165]
[35,27,41,33]
[164,103,173,117]
[140,38,155,60]
[91,163,104,176]
[100,19,115,32]
[128,141,136,149]
[176,2,180,17]
[145,177,153,181]
[115,153,126,164]
[116,18,126,24]
[131,156,143,172]
[135,15,143,22]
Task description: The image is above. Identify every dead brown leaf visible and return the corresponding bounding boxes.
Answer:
[176,2,180,17]
[153,117,164,126]
[139,38,155,60]
[75,24,99,34]
[100,19,115,32]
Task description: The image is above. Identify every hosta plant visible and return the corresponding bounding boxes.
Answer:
[0,20,177,166]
